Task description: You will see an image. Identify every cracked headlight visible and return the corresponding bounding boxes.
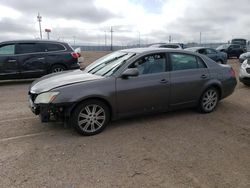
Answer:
[34,92,59,104]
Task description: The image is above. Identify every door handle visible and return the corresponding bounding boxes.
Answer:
[8,59,16,63]
[159,79,168,84]
[37,57,45,60]
[201,74,207,79]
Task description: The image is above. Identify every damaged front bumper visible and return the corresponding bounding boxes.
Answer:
[28,94,72,122]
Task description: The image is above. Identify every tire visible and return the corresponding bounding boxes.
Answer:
[216,60,223,64]
[71,100,110,136]
[50,64,66,73]
[243,83,250,87]
[198,88,219,113]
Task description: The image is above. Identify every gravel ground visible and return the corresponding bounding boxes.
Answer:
[0,59,249,188]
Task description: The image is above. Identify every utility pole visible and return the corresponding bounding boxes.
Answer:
[104,31,107,46]
[200,32,202,44]
[169,35,172,43]
[138,31,141,47]
[110,26,113,51]
[73,36,76,46]
[37,12,42,39]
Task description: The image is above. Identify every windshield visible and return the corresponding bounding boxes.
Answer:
[217,44,230,50]
[84,51,136,76]
[232,39,247,45]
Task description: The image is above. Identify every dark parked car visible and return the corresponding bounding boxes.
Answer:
[28,48,237,136]
[0,40,80,80]
[185,47,227,64]
[216,44,246,59]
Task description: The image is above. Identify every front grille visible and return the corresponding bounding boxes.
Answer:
[246,68,250,74]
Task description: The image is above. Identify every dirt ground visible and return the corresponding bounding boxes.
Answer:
[0,58,249,188]
[81,51,110,66]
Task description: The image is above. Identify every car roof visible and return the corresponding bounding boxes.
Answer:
[149,43,181,47]
[0,39,67,44]
[120,47,193,55]
[186,47,213,51]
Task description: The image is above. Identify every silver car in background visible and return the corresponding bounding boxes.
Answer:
[239,59,250,86]
[28,48,237,136]
[239,52,250,63]
[148,43,183,49]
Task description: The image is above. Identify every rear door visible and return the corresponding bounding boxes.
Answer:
[228,45,240,57]
[39,42,69,68]
[169,52,209,108]
[16,43,47,78]
[0,43,19,79]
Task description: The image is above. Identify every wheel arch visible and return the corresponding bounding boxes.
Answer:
[201,82,222,100]
[67,96,114,121]
[49,63,68,73]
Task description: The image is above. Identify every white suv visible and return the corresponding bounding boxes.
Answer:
[239,59,250,86]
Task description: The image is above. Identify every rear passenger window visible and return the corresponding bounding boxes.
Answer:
[197,57,207,68]
[170,53,207,71]
[42,43,65,52]
[16,43,41,54]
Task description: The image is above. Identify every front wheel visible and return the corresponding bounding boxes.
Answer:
[216,60,223,64]
[243,83,250,87]
[198,88,219,113]
[71,100,110,136]
[50,64,66,73]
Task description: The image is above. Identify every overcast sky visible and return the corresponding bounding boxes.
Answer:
[0,0,249,45]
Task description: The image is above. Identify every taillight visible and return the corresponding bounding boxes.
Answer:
[230,68,236,77]
[71,52,81,58]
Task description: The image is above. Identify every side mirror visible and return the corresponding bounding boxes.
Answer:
[121,68,139,78]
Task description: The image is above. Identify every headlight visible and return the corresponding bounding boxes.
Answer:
[34,92,59,104]
[242,60,248,68]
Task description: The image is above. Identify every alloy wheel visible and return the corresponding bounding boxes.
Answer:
[77,104,106,133]
[202,89,218,112]
[53,67,64,72]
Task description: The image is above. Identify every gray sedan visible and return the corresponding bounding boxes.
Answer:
[28,48,237,136]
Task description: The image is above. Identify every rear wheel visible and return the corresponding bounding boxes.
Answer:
[71,100,110,136]
[198,88,219,113]
[216,60,223,64]
[50,64,66,73]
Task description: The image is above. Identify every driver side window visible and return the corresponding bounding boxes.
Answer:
[129,53,166,75]
[0,44,15,55]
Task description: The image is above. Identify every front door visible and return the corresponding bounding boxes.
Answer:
[0,43,19,79]
[116,53,170,116]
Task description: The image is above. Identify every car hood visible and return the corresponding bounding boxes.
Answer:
[240,52,250,58]
[30,70,103,93]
